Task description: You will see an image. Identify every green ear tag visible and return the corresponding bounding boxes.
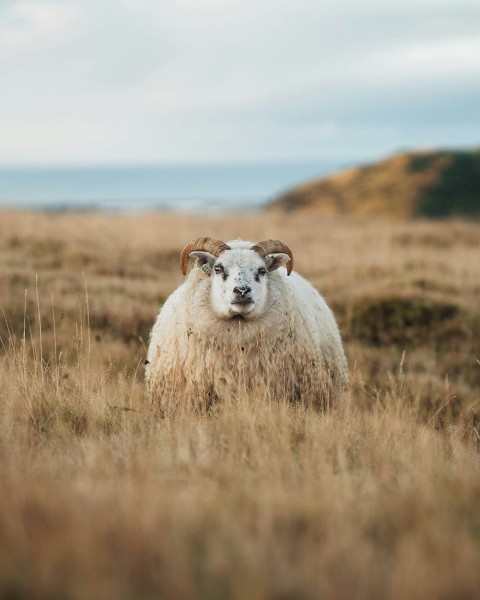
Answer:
[201,263,212,276]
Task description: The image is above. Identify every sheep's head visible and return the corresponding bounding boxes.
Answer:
[180,237,293,320]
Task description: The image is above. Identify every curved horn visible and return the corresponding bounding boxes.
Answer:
[180,237,230,275]
[251,239,294,275]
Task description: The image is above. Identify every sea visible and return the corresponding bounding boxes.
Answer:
[0,161,345,213]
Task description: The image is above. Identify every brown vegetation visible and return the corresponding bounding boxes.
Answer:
[1,210,480,599]
[270,149,480,219]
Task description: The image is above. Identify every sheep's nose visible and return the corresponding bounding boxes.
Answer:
[233,286,251,297]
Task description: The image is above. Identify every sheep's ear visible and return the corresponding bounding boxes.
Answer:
[189,251,216,269]
[264,253,291,273]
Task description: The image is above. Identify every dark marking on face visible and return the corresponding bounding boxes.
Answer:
[214,263,228,280]
[255,268,267,282]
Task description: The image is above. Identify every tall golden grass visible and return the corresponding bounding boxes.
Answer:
[1,210,479,599]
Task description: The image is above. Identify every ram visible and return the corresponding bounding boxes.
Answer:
[146,238,348,413]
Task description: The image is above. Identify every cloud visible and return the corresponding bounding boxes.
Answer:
[0,1,78,48]
[0,0,479,164]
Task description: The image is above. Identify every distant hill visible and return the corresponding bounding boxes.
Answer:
[269,149,480,218]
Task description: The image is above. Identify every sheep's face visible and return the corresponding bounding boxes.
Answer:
[190,247,290,320]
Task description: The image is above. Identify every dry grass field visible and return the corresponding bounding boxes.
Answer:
[1,209,480,600]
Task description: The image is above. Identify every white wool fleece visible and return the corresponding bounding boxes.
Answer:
[146,240,348,414]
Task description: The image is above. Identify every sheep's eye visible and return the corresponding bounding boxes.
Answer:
[214,265,224,274]
[258,268,267,276]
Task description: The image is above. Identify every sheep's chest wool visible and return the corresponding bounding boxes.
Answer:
[146,238,348,415]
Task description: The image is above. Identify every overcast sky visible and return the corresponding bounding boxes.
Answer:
[0,0,479,165]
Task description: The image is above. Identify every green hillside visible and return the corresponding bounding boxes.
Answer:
[269,149,480,218]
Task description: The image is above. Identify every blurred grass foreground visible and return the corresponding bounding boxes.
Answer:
[1,209,480,600]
